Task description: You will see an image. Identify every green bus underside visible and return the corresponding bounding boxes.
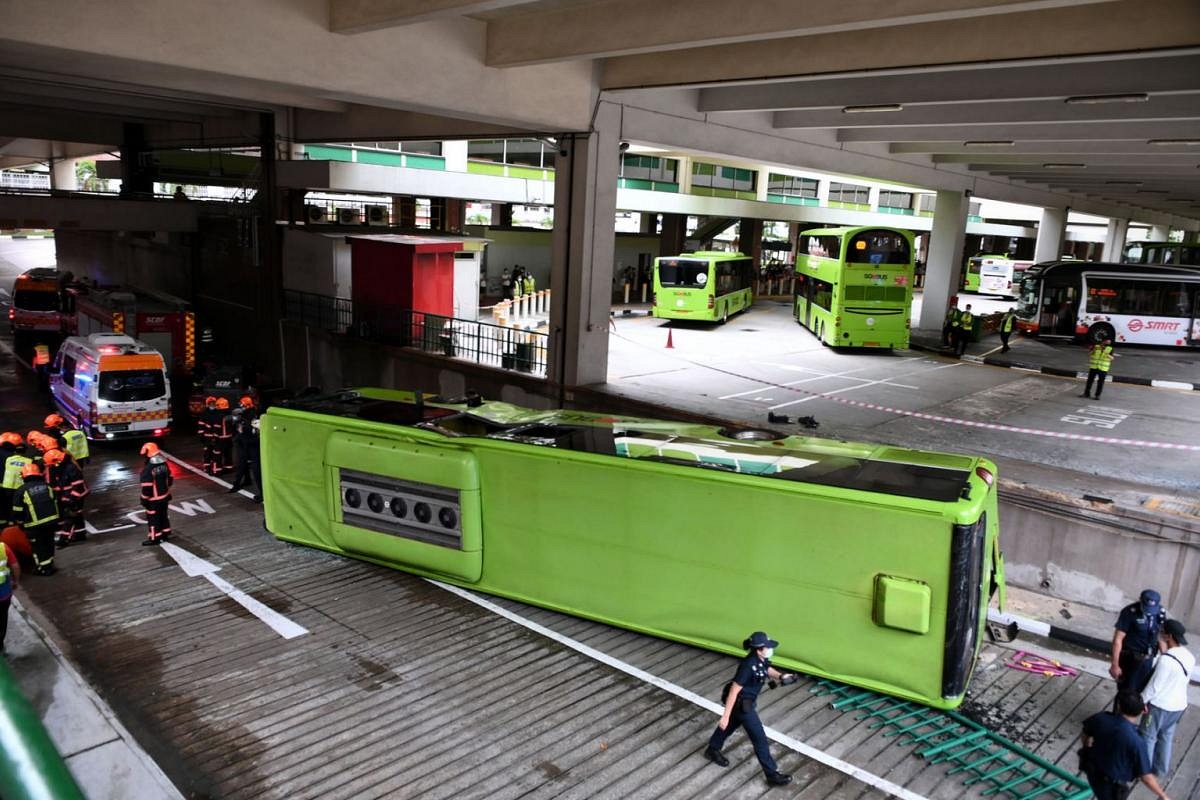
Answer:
[262,388,1004,709]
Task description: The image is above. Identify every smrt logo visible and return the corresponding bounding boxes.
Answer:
[1126,319,1180,333]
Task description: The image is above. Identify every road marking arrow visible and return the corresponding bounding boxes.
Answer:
[161,542,308,640]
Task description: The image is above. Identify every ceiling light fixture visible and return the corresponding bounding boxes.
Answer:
[963,140,1015,147]
[1147,139,1200,146]
[1104,180,1143,186]
[842,104,903,114]
[1042,163,1086,169]
[1064,93,1149,105]
[1135,189,1168,194]
[1166,198,1198,203]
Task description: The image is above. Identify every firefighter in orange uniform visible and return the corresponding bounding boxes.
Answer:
[216,397,234,474]
[200,396,220,474]
[139,442,173,546]
[44,449,88,546]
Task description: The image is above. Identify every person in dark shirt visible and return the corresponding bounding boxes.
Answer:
[702,631,795,787]
[1112,589,1167,698]
[1080,690,1170,800]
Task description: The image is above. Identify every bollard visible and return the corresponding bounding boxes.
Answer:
[623,282,631,305]
[641,282,648,303]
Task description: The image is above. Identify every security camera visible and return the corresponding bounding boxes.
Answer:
[964,189,973,198]
[619,141,630,152]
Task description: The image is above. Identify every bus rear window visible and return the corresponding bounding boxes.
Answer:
[99,370,166,402]
[847,231,911,265]
[658,260,710,288]
[13,290,60,311]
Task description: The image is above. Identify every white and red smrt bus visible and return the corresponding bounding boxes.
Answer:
[1016,261,1200,346]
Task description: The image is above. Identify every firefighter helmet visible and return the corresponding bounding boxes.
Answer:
[216,398,230,410]
[27,432,51,452]
[140,442,161,458]
[239,396,254,408]
[205,395,217,406]
[21,462,41,478]
[42,449,66,466]
[44,413,65,428]
[0,432,22,447]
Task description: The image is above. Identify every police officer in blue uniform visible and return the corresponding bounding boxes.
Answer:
[703,631,795,787]
[1111,589,1167,699]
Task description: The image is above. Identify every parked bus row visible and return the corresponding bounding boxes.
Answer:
[960,254,1034,299]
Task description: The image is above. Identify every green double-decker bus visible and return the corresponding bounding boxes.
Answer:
[794,227,915,348]
[262,388,1006,709]
[652,251,754,323]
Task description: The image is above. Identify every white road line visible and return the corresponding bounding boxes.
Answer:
[163,451,256,500]
[719,365,916,400]
[432,580,928,800]
[768,376,916,411]
[161,541,308,640]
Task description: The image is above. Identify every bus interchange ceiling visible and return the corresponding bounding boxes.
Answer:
[0,0,1198,225]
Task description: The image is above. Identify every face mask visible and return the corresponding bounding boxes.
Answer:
[761,647,774,659]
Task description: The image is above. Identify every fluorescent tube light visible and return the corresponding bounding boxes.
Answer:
[1148,139,1200,146]
[1064,93,1149,105]
[842,104,902,114]
[1042,163,1086,169]
[963,140,1014,147]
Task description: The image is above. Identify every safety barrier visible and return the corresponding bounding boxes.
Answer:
[283,289,548,376]
[0,658,86,800]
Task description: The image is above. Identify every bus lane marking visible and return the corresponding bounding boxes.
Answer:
[1061,407,1131,430]
[432,579,929,800]
[161,541,308,640]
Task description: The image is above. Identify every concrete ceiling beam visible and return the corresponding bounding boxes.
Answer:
[698,51,1200,113]
[485,0,1115,67]
[934,153,1200,165]
[331,0,536,34]
[774,93,1200,130]
[601,0,1200,90]
[891,140,1200,155]
[838,120,1200,143]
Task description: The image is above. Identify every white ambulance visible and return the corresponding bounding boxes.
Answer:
[50,333,172,440]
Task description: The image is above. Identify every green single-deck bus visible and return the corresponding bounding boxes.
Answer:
[794,227,915,348]
[262,388,1006,709]
[652,251,754,323]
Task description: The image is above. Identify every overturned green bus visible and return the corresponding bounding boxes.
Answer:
[262,389,1005,709]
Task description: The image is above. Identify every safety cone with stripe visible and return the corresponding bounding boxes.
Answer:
[665,326,674,349]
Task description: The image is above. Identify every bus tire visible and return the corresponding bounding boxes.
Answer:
[721,308,729,325]
[1086,322,1115,345]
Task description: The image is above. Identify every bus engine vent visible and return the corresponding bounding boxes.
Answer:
[338,468,462,549]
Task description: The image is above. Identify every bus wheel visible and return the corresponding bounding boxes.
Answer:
[1086,322,1115,344]
[721,308,729,325]
[718,426,786,441]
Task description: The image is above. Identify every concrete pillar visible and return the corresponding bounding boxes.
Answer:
[256,111,283,368]
[433,197,465,233]
[917,189,970,331]
[816,179,831,207]
[639,212,658,235]
[867,186,881,212]
[1033,206,1068,263]
[490,202,512,227]
[1148,224,1171,241]
[1184,229,1200,245]
[548,102,619,388]
[1101,218,1129,261]
[738,218,763,263]
[119,123,153,198]
[50,157,77,191]
[754,169,769,202]
[659,213,686,256]
[393,196,416,228]
[442,140,468,173]
[675,156,692,194]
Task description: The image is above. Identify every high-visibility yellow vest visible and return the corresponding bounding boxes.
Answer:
[957,310,974,328]
[524,276,535,294]
[1001,313,1015,333]
[1089,344,1113,372]
[3,455,31,490]
[64,429,90,462]
[33,344,50,366]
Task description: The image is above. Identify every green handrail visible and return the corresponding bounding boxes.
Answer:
[0,657,86,800]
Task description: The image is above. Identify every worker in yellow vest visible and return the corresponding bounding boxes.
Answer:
[999,307,1017,353]
[523,273,535,295]
[33,343,51,390]
[953,304,974,357]
[11,463,60,575]
[1081,334,1115,400]
[1,434,31,525]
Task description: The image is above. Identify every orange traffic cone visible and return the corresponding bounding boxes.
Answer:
[665,326,674,349]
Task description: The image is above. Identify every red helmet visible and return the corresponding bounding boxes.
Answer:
[216,398,230,410]
[239,396,254,408]
[21,462,41,478]
[27,432,51,452]
[140,442,161,458]
[205,395,217,406]
[0,432,22,447]
[44,413,65,428]
[42,449,66,466]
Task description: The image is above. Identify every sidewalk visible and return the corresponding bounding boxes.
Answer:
[4,597,183,800]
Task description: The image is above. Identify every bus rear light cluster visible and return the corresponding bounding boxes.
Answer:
[338,468,462,548]
[707,296,715,309]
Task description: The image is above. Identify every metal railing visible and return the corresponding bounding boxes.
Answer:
[284,289,548,375]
